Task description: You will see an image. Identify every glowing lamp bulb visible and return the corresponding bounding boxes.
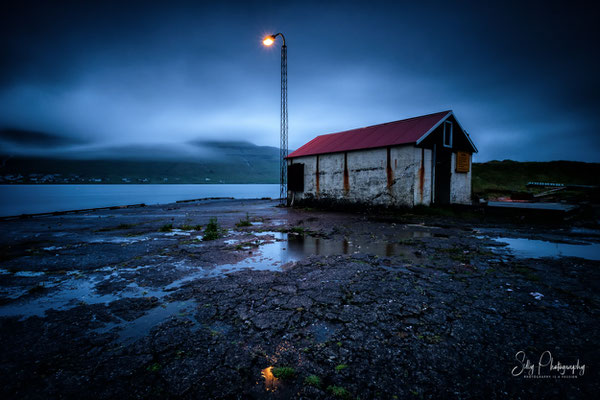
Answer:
[263,36,275,46]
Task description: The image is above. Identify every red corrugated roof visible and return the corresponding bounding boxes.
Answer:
[287,110,452,158]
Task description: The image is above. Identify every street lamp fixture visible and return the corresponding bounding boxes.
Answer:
[262,33,288,205]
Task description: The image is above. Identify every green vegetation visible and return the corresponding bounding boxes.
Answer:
[235,213,252,227]
[304,374,322,388]
[425,334,443,344]
[147,362,161,372]
[159,223,173,232]
[180,224,202,231]
[272,367,296,379]
[440,247,471,263]
[203,217,222,241]
[335,364,348,372]
[472,160,600,198]
[327,385,351,399]
[290,226,307,234]
[514,265,540,281]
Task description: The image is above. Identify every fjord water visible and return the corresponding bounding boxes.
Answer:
[0,184,280,216]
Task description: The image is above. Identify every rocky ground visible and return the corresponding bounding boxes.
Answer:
[0,199,598,399]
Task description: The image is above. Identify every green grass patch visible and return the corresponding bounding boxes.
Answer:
[180,224,202,231]
[335,363,348,372]
[235,213,252,227]
[147,362,161,372]
[514,266,540,281]
[289,226,307,234]
[159,223,173,232]
[472,160,600,198]
[327,385,351,399]
[425,334,443,344]
[272,367,296,380]
[203,217,222,241]
[304,374,322,388]
[439,247,471,263]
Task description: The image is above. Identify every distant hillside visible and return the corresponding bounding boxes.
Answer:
[0,141,280,184]
[2,141,598,193]
[472,160,600,196]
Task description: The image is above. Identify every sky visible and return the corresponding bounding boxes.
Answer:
[1,0,599,162]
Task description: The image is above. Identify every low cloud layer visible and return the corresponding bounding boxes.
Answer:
[1,1,598,162]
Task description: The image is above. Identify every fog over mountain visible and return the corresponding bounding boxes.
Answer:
[1,1,599,162]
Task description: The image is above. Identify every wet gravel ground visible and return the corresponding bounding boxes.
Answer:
[0,199,598,399]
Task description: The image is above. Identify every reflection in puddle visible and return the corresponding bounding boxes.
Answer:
[96,300,197,344]
[570,227,600,236]
[490,237,600,261]
[13,271,46,277]
[208,231,425,276]
[0,268,166,319]
[309,321,337,343]
[261,366,279,392]
[0,229,430,322]
[283,231,425,258]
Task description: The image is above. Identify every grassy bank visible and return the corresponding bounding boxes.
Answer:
[472,160,600,198]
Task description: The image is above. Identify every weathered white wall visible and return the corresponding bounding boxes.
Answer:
[289,145,433,207]
[412,148,432,206]
[449,152,472,204]
[289,147,470,207]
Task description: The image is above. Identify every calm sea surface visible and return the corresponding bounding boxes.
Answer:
[0,184,280,217]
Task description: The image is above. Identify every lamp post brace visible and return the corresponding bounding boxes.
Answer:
[272,33,287,205]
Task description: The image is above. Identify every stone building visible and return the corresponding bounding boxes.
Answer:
[286,110,477,207]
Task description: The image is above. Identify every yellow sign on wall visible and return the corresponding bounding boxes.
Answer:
[456,151,470,173]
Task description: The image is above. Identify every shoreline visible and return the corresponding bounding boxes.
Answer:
[0,184,279,217]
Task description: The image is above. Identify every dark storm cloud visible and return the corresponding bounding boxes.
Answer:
[0,0,598,161]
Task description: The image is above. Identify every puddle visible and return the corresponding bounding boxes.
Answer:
[309,321,338,343]
[489,237,600,261]
[164,229,191,237]
[0,229,431,320]
[203,231,423,277]
[283,232,420,257]
[88,236,150,244]
[96,300,197,344]
[13,271,46,277]
[570,227,600,236]
[0,277,114,319]
[0,269,165,320]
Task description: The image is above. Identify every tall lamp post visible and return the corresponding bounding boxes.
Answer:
[263,33,287,205]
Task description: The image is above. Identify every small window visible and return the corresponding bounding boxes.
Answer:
[443,121,453,148]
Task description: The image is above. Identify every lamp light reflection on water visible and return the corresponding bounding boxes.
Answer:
[261,366,279,391]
